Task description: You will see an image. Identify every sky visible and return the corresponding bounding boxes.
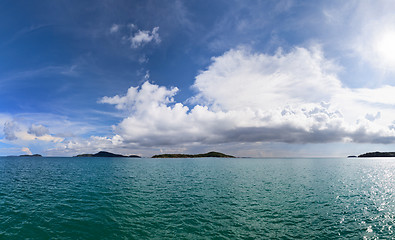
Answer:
[2,0,395,157]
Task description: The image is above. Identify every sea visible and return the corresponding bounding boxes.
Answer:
[0,157,394,239]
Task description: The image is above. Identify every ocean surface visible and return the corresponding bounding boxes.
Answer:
[0,157,394,239]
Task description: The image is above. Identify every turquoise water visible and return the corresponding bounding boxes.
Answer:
[0,157,394,239]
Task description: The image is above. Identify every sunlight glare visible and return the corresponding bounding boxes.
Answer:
[374,31,395,69]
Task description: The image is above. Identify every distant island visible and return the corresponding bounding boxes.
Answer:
[19,154,42,157]
[152,151,235,158]
[358,152,395,158]
[74,151,141,158]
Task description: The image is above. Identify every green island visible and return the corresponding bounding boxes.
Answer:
[152,151,235,158]
[18,154,43,157]
[357,152,395,158]
[74,151,141,158]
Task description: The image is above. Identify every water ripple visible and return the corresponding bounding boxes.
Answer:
[0,157,394,239]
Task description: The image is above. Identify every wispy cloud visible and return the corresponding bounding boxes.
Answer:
[0,24,53,48]
[0,65,79,90]
[110,24,120,33]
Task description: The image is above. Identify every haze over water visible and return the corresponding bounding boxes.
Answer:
[1,157,394,239]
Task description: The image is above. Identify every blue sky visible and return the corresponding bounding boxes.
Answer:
[2,0,395,157]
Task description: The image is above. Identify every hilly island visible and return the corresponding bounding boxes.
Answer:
[73,151,234,158]
[75,151,141,158]
[152,151,235,158]
[357,151,395,157]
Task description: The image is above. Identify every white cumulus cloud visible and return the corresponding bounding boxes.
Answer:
[192,46,341,111]
[100,81,178,111]
[96,46,395,149]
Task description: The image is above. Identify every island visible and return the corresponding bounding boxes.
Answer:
[358,151,395,158]
[152,151,235,158]
[18,154,42,157]
[74,151,141,158]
